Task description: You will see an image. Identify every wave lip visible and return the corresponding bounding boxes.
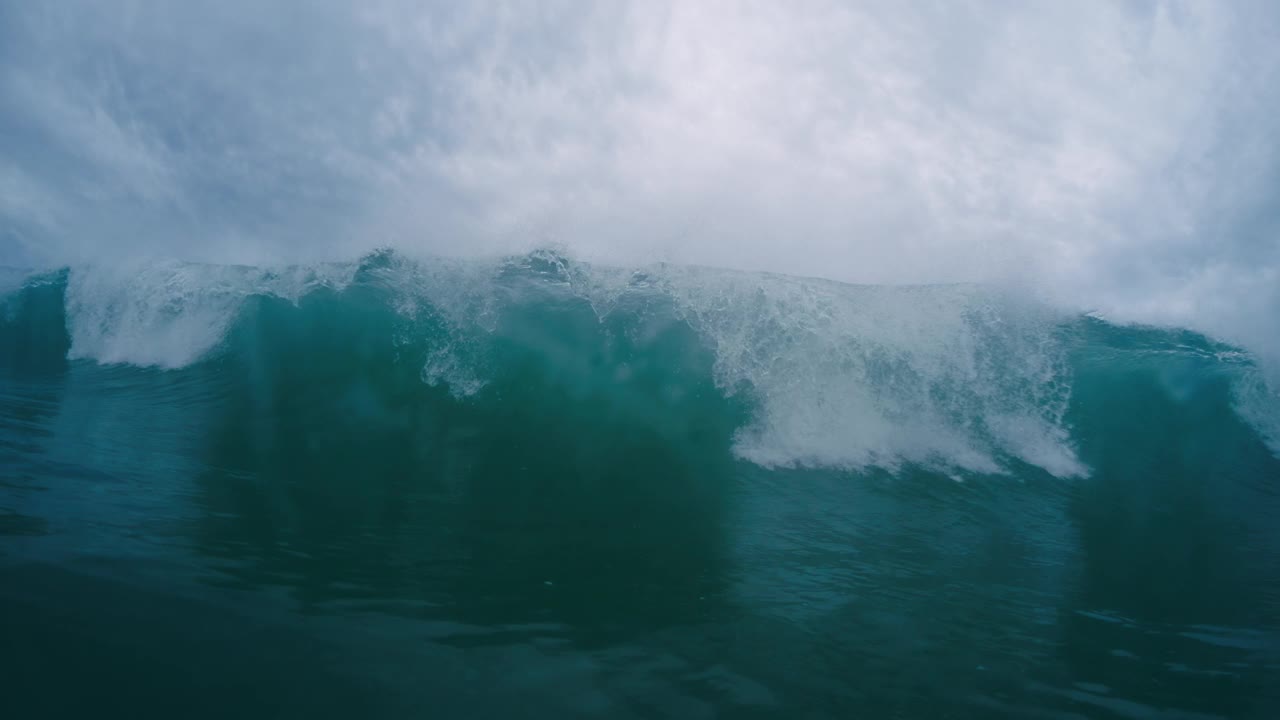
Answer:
[62,260,359,369]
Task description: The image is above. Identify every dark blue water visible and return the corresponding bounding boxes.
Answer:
[2,254,1278,718]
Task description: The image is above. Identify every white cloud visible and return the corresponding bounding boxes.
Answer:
[1,0,1277,358]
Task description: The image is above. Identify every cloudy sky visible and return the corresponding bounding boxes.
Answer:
[2,1,1278,355]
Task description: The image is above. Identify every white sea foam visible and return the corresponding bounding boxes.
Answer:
[358,252,500,397]
[1234,367,1280,457]
[648,266,1085,477]
[64,260,357,368]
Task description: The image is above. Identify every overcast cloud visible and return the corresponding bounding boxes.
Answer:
[1,0,1278,359]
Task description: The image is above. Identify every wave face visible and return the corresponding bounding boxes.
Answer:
[3,250,1278,477]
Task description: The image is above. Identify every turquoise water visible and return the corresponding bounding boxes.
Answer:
[2,252,1279,718]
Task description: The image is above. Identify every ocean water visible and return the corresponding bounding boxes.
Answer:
[2,250,1278,719]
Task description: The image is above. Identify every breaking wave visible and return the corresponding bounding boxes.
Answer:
[2,249,1277,478]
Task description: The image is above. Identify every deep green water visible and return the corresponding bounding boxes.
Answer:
[2,254,1279,718]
